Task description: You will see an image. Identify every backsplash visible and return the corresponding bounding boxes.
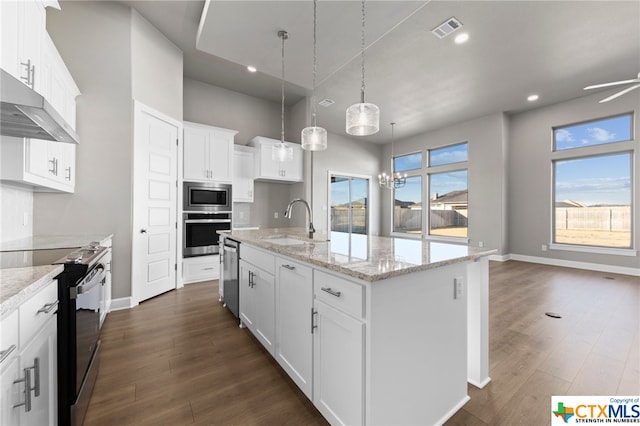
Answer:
[0,184,33,243]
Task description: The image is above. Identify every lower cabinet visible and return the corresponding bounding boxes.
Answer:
[183,254,220,284]
[18,315,57,425]
[239,258,275,355]
[313,300,364,426]
[275,258,313,399]
[0,278,58,426]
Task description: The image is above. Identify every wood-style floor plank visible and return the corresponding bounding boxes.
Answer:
[83,260,639,425]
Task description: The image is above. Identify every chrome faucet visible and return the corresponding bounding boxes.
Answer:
[284,198,315,239]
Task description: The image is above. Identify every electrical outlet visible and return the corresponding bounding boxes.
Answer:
[541,244,548,251]
[478,241,484,248]
[274,212,278,219]
[239,211,245,219]
[454,277,464,299]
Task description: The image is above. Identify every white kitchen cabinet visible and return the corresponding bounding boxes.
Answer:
[239,245,275,355]
[248,136,303,183]
[100,242,113,328]
[0,277,58,426]
[18,314,56,426]
[312,273,365,426]
[232,145,254,203]
[183,254,219,284]
[183,122,237,183]
[275,258,313,399]
[0,0,46,92]
[40,32,80,129]
[1,136,76,193]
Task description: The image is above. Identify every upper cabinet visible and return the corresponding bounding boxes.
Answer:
[0,0,79,193]
[233,145,255,203]
[248,136,303,184]
[183,121,237,183]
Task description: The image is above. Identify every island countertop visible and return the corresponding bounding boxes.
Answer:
[221,228,496,282]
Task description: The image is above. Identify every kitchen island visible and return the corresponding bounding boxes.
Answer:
[222,228,495,426]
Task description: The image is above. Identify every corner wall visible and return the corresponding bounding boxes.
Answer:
[507,90,639,270]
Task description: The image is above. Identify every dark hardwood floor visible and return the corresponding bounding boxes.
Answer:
[84,261,639,425]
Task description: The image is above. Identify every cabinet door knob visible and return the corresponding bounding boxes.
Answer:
[140,229,147,234]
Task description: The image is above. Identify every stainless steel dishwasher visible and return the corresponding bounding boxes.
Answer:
[221,237,239,317]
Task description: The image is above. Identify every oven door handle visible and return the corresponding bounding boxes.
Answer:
[185,219,232,224]
[72,265,106,298]
[223,245,237,253]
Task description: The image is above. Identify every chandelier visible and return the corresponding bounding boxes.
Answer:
[378,122,407,189]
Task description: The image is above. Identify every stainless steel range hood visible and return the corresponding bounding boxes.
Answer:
[1,68,79,144]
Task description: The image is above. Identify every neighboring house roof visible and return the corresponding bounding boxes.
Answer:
[555,200,587,208]
[432,190,468,204]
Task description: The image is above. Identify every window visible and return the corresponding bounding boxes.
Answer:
[429,142,468,167]
[394,152,422,172]
[429,170,468,237]
[330,174,369,235]
[554,114,632,151]
[427,142,468,238]
[552,114,634,250]
[393,175,422,234]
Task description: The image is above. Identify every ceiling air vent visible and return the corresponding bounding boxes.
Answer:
[431,17,463,39]
[318,98,335,107]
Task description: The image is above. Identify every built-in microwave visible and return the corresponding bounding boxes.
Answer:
[183,182,232,212]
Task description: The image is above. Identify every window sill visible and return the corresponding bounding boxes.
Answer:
[425,235,470,244]
[390,232,422,240]
[549,243,637,257]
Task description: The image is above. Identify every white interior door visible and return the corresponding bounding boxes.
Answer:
[132,101,181,303]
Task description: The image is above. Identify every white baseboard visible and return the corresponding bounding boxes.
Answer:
[489,254,510,262]
[507,254,639,277]
[468,376,491,389]
[109,297,135,311]
[435,395,471,426]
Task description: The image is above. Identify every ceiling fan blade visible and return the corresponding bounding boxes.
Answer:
[599,84,640,103]
[584,78,639,90]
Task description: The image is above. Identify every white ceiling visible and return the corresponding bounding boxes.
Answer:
[121,1,640,144]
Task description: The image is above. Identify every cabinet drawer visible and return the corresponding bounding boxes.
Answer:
[0,309,19,367]
[314,270,364,319]
[19,279,58,346]
[241,244,274,275]
[183,255,220,283]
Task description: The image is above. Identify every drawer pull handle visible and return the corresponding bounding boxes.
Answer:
[202,267,214,271]
[0,344,17,364]
[13,365,33,412]
[282,264,295,270]
[321,287,342,298]
[37,301,58,315]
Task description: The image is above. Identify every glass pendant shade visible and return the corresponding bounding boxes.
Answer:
[346,102,380,136]
[301,126,327,151]
[272,142,293,162]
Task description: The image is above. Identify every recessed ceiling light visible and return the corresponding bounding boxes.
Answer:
[247,66,257,73]
[454,32,469,44]
[318,98,335,107]
[527,94,539,102]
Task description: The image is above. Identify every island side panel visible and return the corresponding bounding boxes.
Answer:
[467,256,490,388]
[367,262,469,426]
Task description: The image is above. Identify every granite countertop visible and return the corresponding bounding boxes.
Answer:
[0,234,114,252]
[0,265,63,316]
[222,228,496,282]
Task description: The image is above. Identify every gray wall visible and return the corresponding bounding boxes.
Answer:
[35,1,183,299]
[380,113,507,254]
[508,90,639,269]
[311,132,383,236]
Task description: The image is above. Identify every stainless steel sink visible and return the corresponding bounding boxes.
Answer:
[260,236,313,246]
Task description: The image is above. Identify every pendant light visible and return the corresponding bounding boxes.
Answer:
[273,30,293,162]
[301,0,328,151]
[379,122,407,189]
[346,0,379,136]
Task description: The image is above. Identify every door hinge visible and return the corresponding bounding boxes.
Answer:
[175,263,177,271]
[176,138,179,146]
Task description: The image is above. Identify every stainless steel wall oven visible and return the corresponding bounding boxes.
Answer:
[183,212,231,257]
